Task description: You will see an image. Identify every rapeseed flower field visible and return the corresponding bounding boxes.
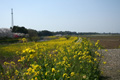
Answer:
[0,36,104,80]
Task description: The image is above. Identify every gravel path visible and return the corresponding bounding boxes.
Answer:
[99,49,120,80]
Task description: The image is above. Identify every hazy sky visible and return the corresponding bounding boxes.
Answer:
[0,0,120,32]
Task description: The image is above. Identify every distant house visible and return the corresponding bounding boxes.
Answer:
[13,33,29,38]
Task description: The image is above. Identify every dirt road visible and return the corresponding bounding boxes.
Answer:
[99,49,120,80]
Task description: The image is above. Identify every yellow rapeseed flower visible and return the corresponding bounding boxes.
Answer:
[45,64,48,67]
[15,70,19,75]
[54,59,56,62]
[12,76,14,79]
[35,77,38,80]
[79,57,81,60]
[34,72,39,76]
[78,51,82,55]
[49,54,52,57]
[88,60,92,63]
[45,72,47,76]
[32,69,35,73]
[94,58,97,61]
[102,56,104,58]
[31,78,34,80]
[10,61,15,65]
[27,67,32,72]
[4,62,9,65]
[57,70,60,72]
[18,56,25,62]
[52,68,55,73]
[70,72,75,76]
[105,49,108,52]
[39,66,42,69]
[22,38,27,43]
[30,54,34,59]
[73,55,77,58]
[103,61,106,64]
[63,73,67,77]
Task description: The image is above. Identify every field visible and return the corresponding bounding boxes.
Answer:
[82,35,120,49]
[0,36,105,80]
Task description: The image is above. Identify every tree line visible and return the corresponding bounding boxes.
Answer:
[11,26,120,37]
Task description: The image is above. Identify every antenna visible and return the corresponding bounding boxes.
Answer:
[11,8,14,28]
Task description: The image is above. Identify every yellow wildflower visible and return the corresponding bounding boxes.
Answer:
[39,66,42,69]
[54,59,56,62]
[57,70,60,72]
[22,38,27,42]
[11,61,15,65]
[15,70,19,75]
[103,61,106,64]
[105,49,108,52]
[45,64,48,67]
[30,54,34,59]
[12,76,14,79]
[35,77,38,80]
[102,56,104,58]
[63,56,67,61]
[31,78,34,80]
[49,54,52,57]
[45,72,47,76]
[4,62,9,65]
[94,58,97,61]
[70,72,75,76]
[78,51,82,55]
[98,47,101,50]
[88,60,92,63]
[79,57,81,60]
[95,40,100,47]
[27,67,32,72]
[52,68,55,73]
[73,55,77,58]
[63,73,67,77]
[18,56,25,62]
[32,69,35,73]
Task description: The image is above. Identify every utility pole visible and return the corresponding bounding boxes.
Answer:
[11,8,14,28]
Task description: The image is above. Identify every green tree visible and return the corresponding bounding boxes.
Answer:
[38,30,53,36]
[12,26,28,34]
[28,29,39,41]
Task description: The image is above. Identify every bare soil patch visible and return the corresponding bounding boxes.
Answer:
[84,36,120,49]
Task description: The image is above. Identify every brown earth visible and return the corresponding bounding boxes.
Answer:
[84,36,120,49]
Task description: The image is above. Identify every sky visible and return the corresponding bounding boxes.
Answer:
[0,0,120,33]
